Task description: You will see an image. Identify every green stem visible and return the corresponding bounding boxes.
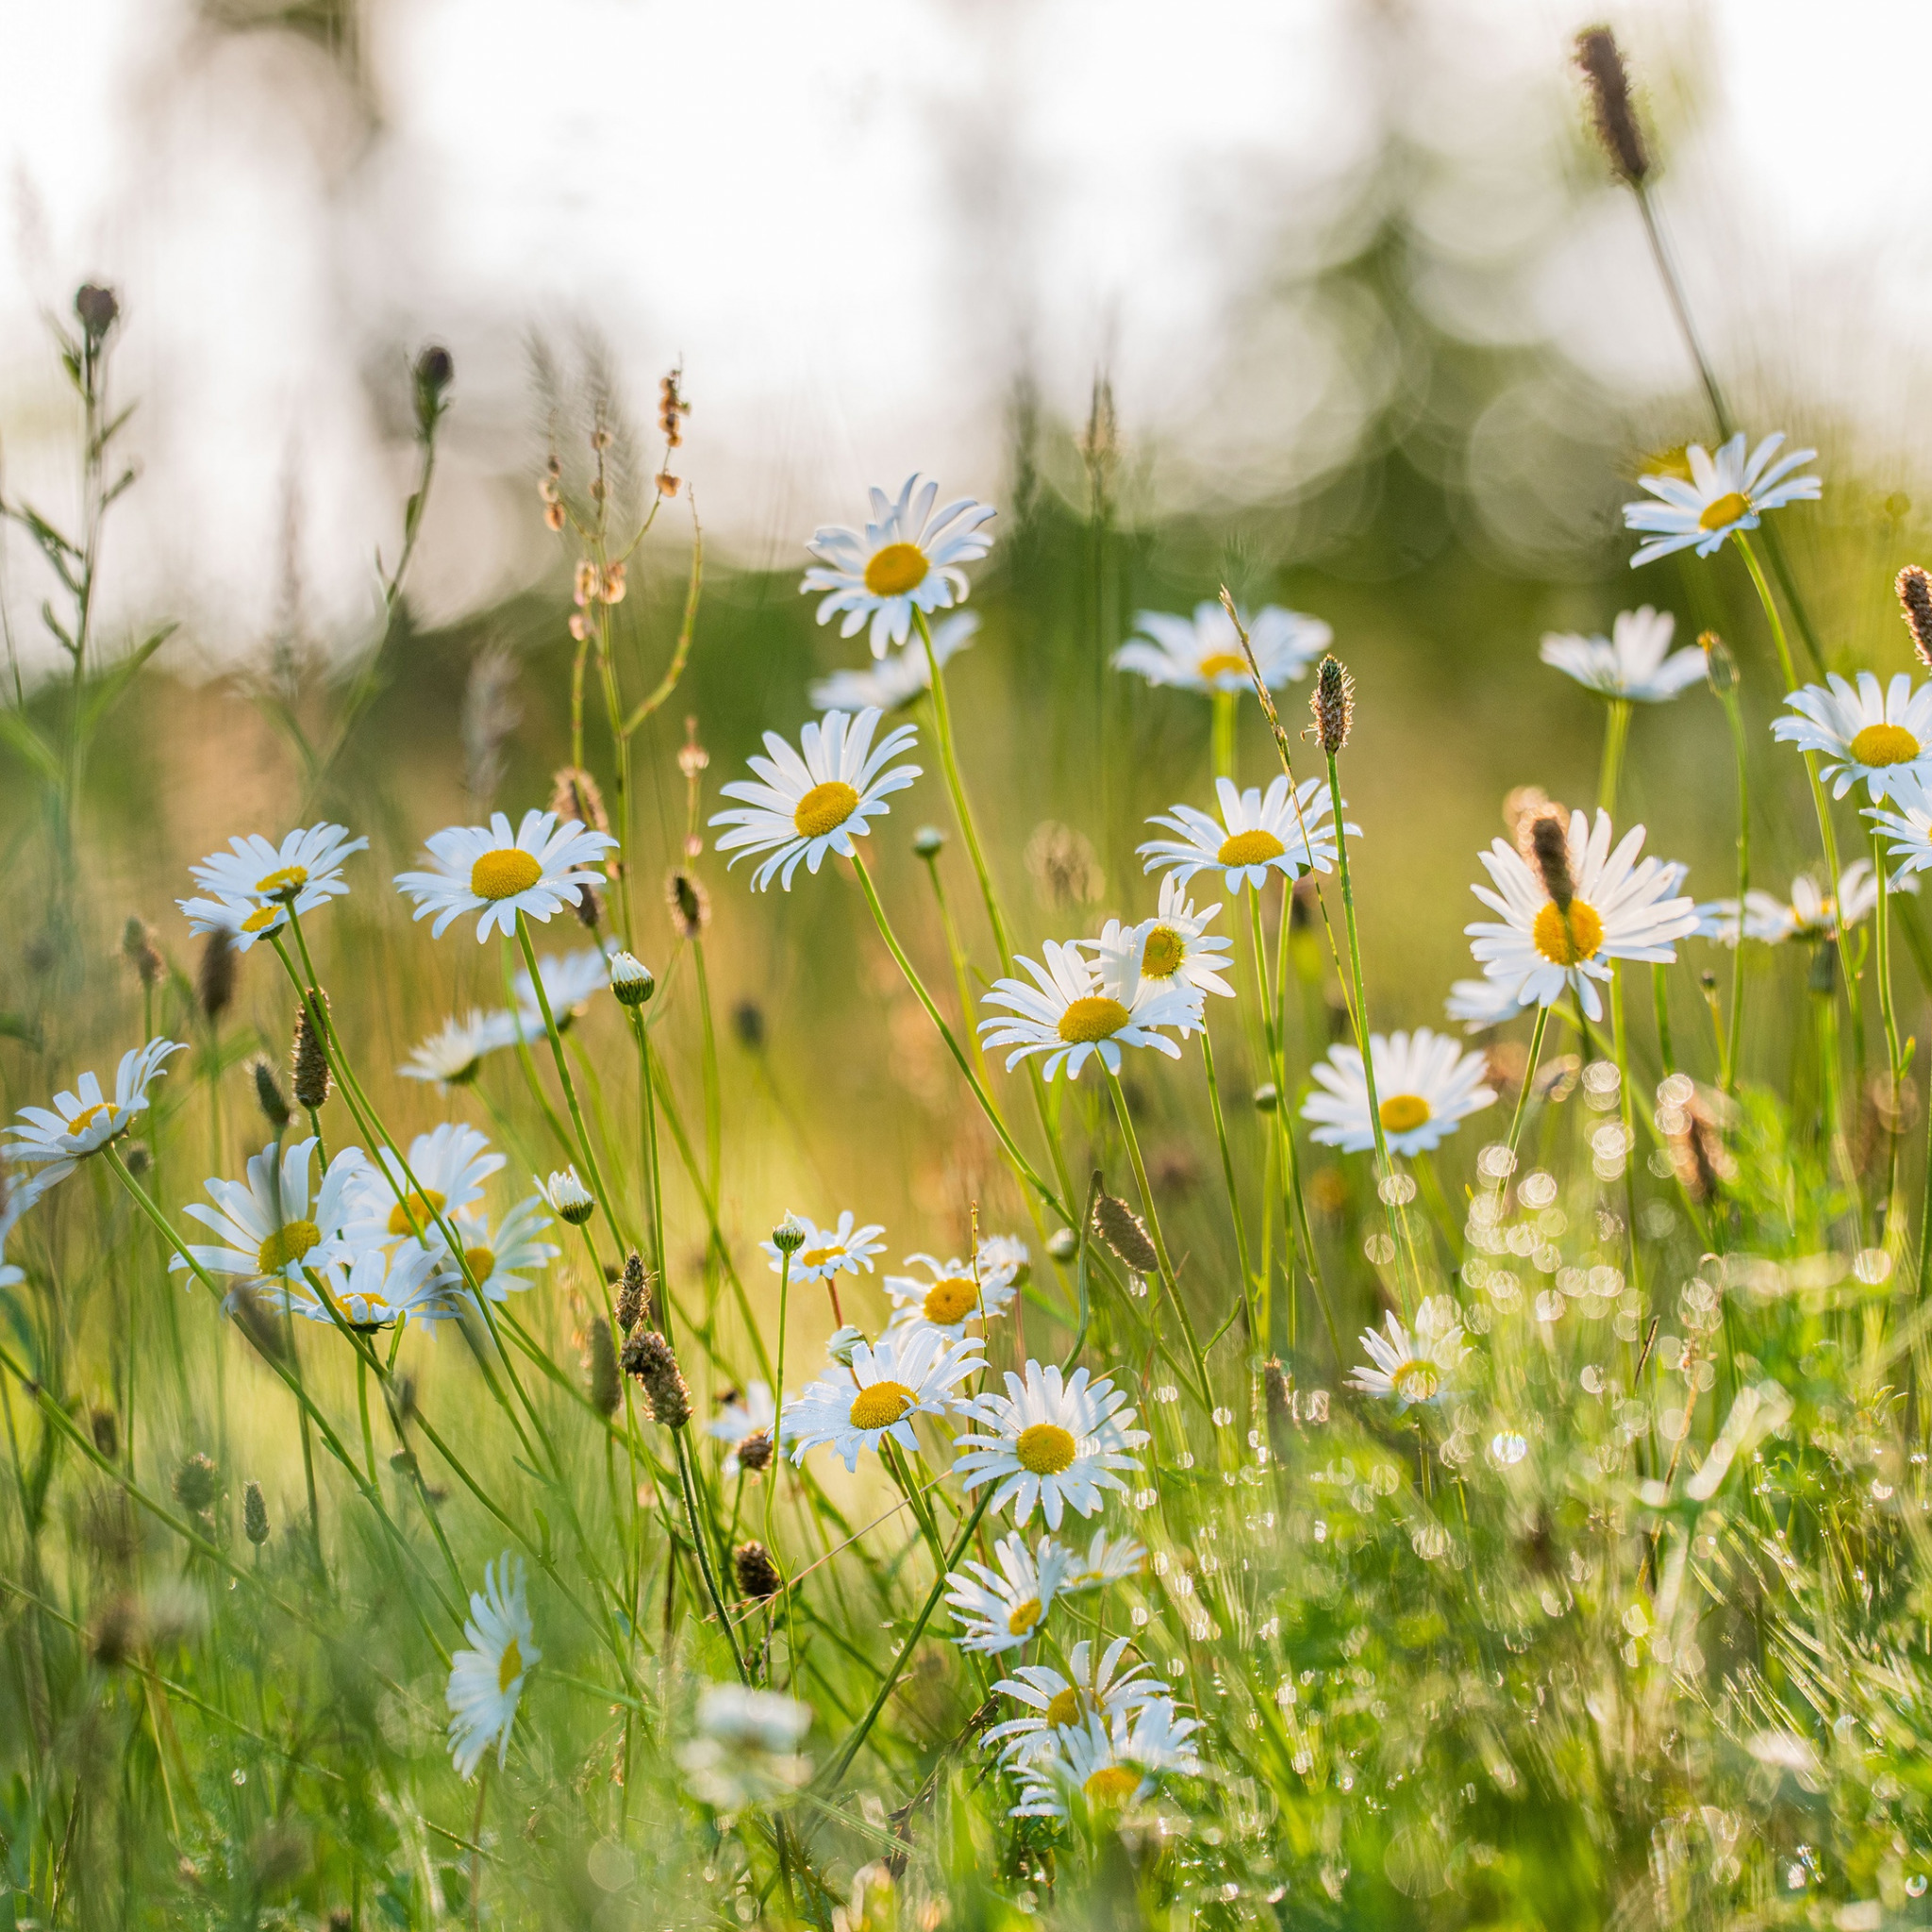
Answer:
[624,1007,669,1313]
[675,1430,747,1683]
[1596,700,1632,817]
[1211,689,1237,784]
[1199,1028,1256,1344]
[1716,676,1751,1094]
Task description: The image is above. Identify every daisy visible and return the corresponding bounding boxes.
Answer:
[1138,774,1348,895]
[173,1137,369,1292]
[1696,861,1890,945]
[0,1170,45,1291]
[446,1553,539,1778]
[447,1197,558,1302]
[985,1638,1169,1767]
[1010,1702,1202,1819]
[780,1325,983,1472]
[1112,600,1330,695]
[176,890,292,952]
[275,1239,464,1332]
[976,1233,1030,1287]
[512,945,610,1031]
[953,1360,1149,1529]
[1773,673,1932,802]
[1348,1303,1466,1409]
[186,822,366,927]
[4,1040,184,1191]
[676,1683,813,1811]
[708,1381,777,1476]
[883,1252,1018,1339]
[808,611,979,713]
[1301,1027,1496,1157]
[397,1009,523,1086]
[344,1123,503,1251]
[1466,808,1696,1023]
[758,1210,887,1284]
[977,941,1202,1082]
[1065,1527,1148,1590]
[394,808,618,942]
[1869,787,1932,888]
[802,475,996,658]
[709,708,920,891]
[1444,976,1529,1033]
[1622,431,1821,567]
[1539,606,1705,703]
[1087,876,1236,1022]
[944,1530,1074,1654]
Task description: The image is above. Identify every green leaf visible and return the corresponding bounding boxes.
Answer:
[77,622,175,738]
[0,1010,42,1048]
[0,707,60,785]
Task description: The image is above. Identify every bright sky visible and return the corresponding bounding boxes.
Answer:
[0,0,1926,669]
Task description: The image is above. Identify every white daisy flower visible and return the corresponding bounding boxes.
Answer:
[1138,774,1348,896]
[1301,1027,1496,1157]
[185,822,366,927]
[512,945,610,1031]
[985,1637,1169,1766]
[1622,432,1821,568]
[173,1136,369,1291]
[344,1123,503,1252]
[397,1008,523,1087]
[883,1253,1018,1340]
[543,1167,594,1226]
[1466,808,1697,1024]
[394,808,618,942]
[444,1197,558,1302]
[445,1553,538,1778]
[758,1210,887,1284]
[275,1238,464,1332]
[1869,782,1932,888]
[1444,976,1529,1033]
[1347,1304,1466,1409]
[976,1234,1030,1288]
[1772,672,1932,802]
[676,1683,813,1811]
[808,610,979,712]
[1539,605,1705,703]
[1010,1701,1202,1819]
[953,1360,1149,1529]
[1087,877,1236,1029]
[176,890,292,952]
[710,708,921,892]
[780,1326,983,1472]
[4,1040,184,1190]
[708,1380,777,1476]
[943,1530,1075,1655]
[1064,1527,1148,1590]
[0,1169,47,1291]
[1112,600,1330,695]
[977,941,1203,1082]
[802,475,996,658]
[1696,860,1892,945]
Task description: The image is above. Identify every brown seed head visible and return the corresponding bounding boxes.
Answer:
[586,1318,621,1418]
[1897,566,1932,670]
[666,869,710,939]
[616,1251,652,1333]
[658,368,690,447]
[122,917,163,988]
[291,991,332,1111]
[242,1480,270,1546]
[1311,656,1354,756]
[1091,1182,1159,1276]
[551,764,611,838]
[196,929,236,1024]
[251,1057,291,1132]
[89,1594,142,1669]
[621,1328,691,1428]
[173,1452,219,1516]
[734,1430,774,1474]
[1528,811,1575,913]
[1574,27,1650,185]
[733,1540,782,1601]
[91,1407,119,1457]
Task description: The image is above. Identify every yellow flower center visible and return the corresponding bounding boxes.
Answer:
[1697,491,1751,532]
[388,1189,447,1239]
[1006,1595,1043,1637]
[1391,1358,1441,1403]
[1141,926,1184,978]
[258,1220,322,1275]
[1057,996,1130,1044]
[863,541,929,597]
[1532,898,1604,966]
[1084,1766,1141,1806]
[923,1276,981,1324]
[1850,723,1922,768]
[792,780,860,840]
[848,1380,915,1431]
[1195,651,1249,680]
[798,1244,843,1268]
[497,1635,523,1694]
[1045,1687,1085,1727]
[471,848,543,901]
[65,1101,113,1140]
[1379,1093,1431,1133]
[1015,1423,1076,1475]
[241,907,283,933]
[464,1245,496,1285]
[1217,827,1286,869]
[254,863,309,900]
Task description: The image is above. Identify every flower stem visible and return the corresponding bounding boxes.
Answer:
[674,1428,747,1684]
[1713,673,1752,1094]
[1199,1029,1256,1345]
[1596,699,1632,817]
[1211,689,1237,784]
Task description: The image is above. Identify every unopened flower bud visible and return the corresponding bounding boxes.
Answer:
[412,343,454,436]
[586,1318,621,1417]
[242,1480,270,1547]
[574,560,599,608]
[731,1000,766,1052]
[621,1329,691,1428]
[1045,1227,1078,1263]
[912,825,946,858]
[1253,1082,1279,1114]
[75,284,120,341]
[601,563,626,606]
[1311,656,1354,757]
[825,1324,867,1367]
[251,1057,291,1132]
[545,501,566,532]
[547,1168,595,1226]
[291,992,332,1111]
[616,1251,652,1333]
[1699,629,1738,695]
[656,472,681,497]
[771,1215,808,1256]
[733,1540,782,1601]
[1574,26,1650,186]
[610,951,656,1007]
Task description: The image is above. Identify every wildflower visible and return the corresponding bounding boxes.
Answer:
[1897,565,1932,669]
[276,1240,464,1332]
[781,1327,983,1471]
[824,1324,867,1366]
[622,1329,691,1427]
[174,1137,368,1292]
[1139,775,1348,895]
[1348,1304,1467,1409]
[1444,976,1529,1033]
[1696,861,1890,944]
[345,1124,503,1252]
[1009,1703,1202,1820]
[242,1481,270,1546]
[709,708,921,891]
[4,1040,184,1191]
[1466,808,1696,1023]
[944,1530,1074,1653]
[978,941,1202,1082]
[1574,25,1649,184]
[708,1382,778,1475]
[1773,672,1932,802]
[1112,600,1329,694]
[1539,606,1705,703]
[1622,432,1821,567]
[394,808,618,942]
[883,1254,1016,1340]
[1866,786,1932,887]
[445,1555,538,1778]
[1091,1187,1158,1275]
[802,475,995,658]
[953,1360,1148,1528]
[985,1637,1169,1766]
[446,1198,558,1301]
[1310,655,1353,755]
[1087,876,1236,1020]
[759,1210,885,1283]
[976,1233,1030,1288]
[511,945,610,1032]
[676,1683,812,1810]
[397,1008,522,1087]
[609,951,655,1007]
[181,823,367,945]
[809,610,979,712]
[733,1540,782,1600]
[545,1168,595,1226]
[1065,1527,1148,1589]
[1302,1027,1496,1156]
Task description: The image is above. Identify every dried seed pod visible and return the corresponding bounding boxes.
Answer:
[733,1540,782,1601]
[1091,1181,1159,1276]
[196,929,236,1024]
[242,1480,270,1547]
[616,1251,652,1333]
[1574,27,1650,186]
[291,992,332,1111]
[122,917,163,988]
[586,1319,621,1418]
[173,1453,219,1515]
[251,1057,291,1132]
[666,869,710,939]
[734,1430,774,1474]
[621,1329,691,1428]
[1897,566,1932,670]
[550,765,610,840]
[1528,812,1575,912]
[1311,656,1354,756]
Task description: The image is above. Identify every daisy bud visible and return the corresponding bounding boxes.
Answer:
[250,1057,291,1132]
[1897,566,1932,670]
[196,928,236,1024]
[1699,629,1738,695]
[610,951,656,1007]
[621,1328,691,1428]
[1253,1081,1279,1113]
[734,1430,774,1474]
[825,1324,867,1366]
[547,1168,596,1226]
[666,869,710,938]
[122,916,163,988]
[1091,1185,1159,1276]
[1528,812,1575,914]
[75,282,120,341]
[731,1001,766,1052]
[733,1540,782,1601]
[412,343,454,436]
[242,1480,270,1547]
[771,1215,808,1256]
[1045,1226,1078,1262]
[291,992,332,1111]
[1311,656,1354,757]
[616,1250,653,1333]
[586,1318,621,1417]
[1574,27,1650,187]
[676,725,709,780]
[91,1407,118,1457]
[912,825,946,859]
[173,1452,219,1516]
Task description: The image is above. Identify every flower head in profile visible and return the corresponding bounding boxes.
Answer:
[978,941,1202,1082]
[344,1123,504,1252]
[1623,432,1821,567]
[710,708,920,891]
[944,1530,1074,1654]
[883,1252,1018,1340]
[1112,601,1330,695]
[395,809,618,941]
[707,1381,778,1476]
[985,1637,1169,1766]
[809,611,979,712]
[398,1009,523,1087]
[1444,976,1528,1034]
[1868,783,1932,889]
[759,1210,887,1283]
[1773,673,1932,803]
[0,1169,47,1292]
[276,1239,464,1332]
[676,1683,813,1811]
[181,823,367,948]
[174,1136,369,1291]
[1696,859,1893,945]
[4,1040,184,1191]
[1348,1303,1467,1409]
[1139,775,1348,895]
[780,1326,983,1471]
[1065,1527,1147,1590]
[802,475,995,658]
[512,946,610,1031]
[953,1360,1148,1528]
[446,1554,539,1778]
[1087,874,1236,1022]
[1302,1027,1496,1157]
[1539,606,1704,703]
[1009,1702,1202,1821]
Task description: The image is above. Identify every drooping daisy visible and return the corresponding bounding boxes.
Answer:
[512,945,610,1032]
[985,1638,1170,1766]
[1348,1303,1467,1409]
[808,611,979,712]
[1622,432,1821,567]
[1009,1702,1202,1819]
[944,1530,1074,1654]
[397,1008,523,1086]
[174,1137,369,1292]
[344,1123,504,1251]
[883,1253,1019,1340]
[708,1381,777,1476]
[780,1326,983,1472]
[394,809,618,942]
[1087,875,1236,1019]
[709,708,921,891]
[1696,861,1890,946]
[1138,774,1347,895]
[1869,787,1932,889]
[1539,606,1705,703]
[802,475,996,658]
[1065,1527,1148,1590]
[1112,600,1330,695]
[445,1197,558,1302]
[4,1040,184,1191]
[186,823,367,929]
[977,941,1202,1082]
[176,890,292,952]
[1444,976,1529,1033]
[953,1360,1149,1529]
[675,1683,813,1811]
[275,1239,465,1332]
[759,1210,887,1284]
[1466,808,1696,1023]
[1301,1027,1496,1157]
[1773,672,1932,802]
[446,1553,539,1778]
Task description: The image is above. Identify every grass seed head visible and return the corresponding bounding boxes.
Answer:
[1897,566,1932,669]
[250,1057,291,1132]
[734,1429,774,1474]
[616,1251,652,1332]
[586,1318,622,1417]
[196,928,235,1024]
[121,916,163,988]
[1091,1185,1159,1275]
[1312,655,1354,756]
[667,869,710,938]
[1574,27,1650,185]
[172,1453,219,1516]
[242,1481,270,1547]
[1529,811,1575,912]
[622,1329,691,1428]
[291,992,331,1111]
[91,1407,118,1457]
[733,1540,782,1600]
